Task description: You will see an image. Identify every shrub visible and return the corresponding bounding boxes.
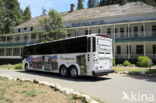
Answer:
[113,57,116,66]
[123,60,131,67]
[137,56,150,67]
[14,63,22,70]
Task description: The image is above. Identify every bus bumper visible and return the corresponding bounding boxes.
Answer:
[92,69,114,76]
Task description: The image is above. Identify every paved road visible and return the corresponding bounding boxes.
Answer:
[0,69,156,103]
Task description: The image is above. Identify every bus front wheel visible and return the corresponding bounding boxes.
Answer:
[60,66,68,77]
[70,66,78,78]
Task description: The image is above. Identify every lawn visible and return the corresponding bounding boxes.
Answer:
[0,77,82,103]
[113,66,156,74]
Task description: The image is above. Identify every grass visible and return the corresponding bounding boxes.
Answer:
[0,64,23,70]
[0,76,83,103]
[25,89,37,97]
[114,66,156,74]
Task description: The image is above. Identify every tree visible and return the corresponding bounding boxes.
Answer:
[0,0,5,34]
[77,0,84,10]
[39,9,67,40]
[23,6,32,22]
[88,0,99,8]
[42,7,47,16]
[4,0,24,33]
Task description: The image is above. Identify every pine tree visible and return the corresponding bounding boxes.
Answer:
[42,7,47,16]
[39,9,67,40]
[88,0,99,8]
[23,6,32,22]
[0,0,5,34]
[5,0,24,33]
[77,0,84,10]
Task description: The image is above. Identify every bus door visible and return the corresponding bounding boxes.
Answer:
[86,37,92,74]
[44,56,51,71]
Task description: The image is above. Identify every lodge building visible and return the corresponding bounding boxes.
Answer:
[0,1,156,64]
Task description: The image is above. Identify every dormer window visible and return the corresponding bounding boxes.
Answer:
[18,28,21,32]
[24,28,27,30]
[30,27,33,31]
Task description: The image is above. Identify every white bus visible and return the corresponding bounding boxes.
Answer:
[22,34,114,77]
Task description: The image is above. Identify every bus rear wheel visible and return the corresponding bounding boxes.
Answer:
[70,66,78,78]
[25,64,29,72]
[60,66,67,77]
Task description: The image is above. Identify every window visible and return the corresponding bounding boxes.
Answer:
[24,28,27,30]
[152,25,156,36]
[6,48,12,56]
[0,48,5,56]
[13,48,20,56]
[67,34,71,37]
[85,30,91,35]
[30,27,33,31]
[153,45,156,54]
[23,37,88,56]
[134,27,138,37]
[18,28,21,32]
[117,46,121,54]
[92,37,96,52]
[120,28,124,37]
[98,29,101,33]
[136,45,143,54]
[115,28,118,33]
[141,26,144,32]
[107,28,111,36]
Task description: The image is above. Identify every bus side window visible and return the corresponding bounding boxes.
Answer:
[87,37,90,52]
[92,37,96,52]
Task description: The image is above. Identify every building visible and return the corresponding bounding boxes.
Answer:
[0,1,156,64]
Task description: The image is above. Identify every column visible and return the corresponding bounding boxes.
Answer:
[13,35,15,43]
[113,24,116,59]
[128,24,130,59]
[4,48,6,56]
[143,22,146,56]
[5,36,7,44]
[29,33,31,43]
[88,27,90,35]
[101,26,103,34]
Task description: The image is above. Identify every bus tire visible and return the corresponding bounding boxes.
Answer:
[60,66,68,77]
[69,66,78,78]
[25,64,29,72]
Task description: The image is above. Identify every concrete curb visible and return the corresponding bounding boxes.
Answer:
[0,75,99,103]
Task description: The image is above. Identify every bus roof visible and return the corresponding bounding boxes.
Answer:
[25,34,110,47]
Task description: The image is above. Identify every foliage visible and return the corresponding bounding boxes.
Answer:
[23,6,31,22]
[39,9,67,41]
[77,0,84,10]
[0,0,24,34]
[14,63,22,70]
[123,60,132,67]
[42,7,47,16]
[113,57,116,66]
[88,0,99,8]
[137,56,151,67]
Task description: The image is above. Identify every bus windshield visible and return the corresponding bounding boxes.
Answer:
[97,38,111,54]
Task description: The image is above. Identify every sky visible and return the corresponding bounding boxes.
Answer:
[19,0,88,17]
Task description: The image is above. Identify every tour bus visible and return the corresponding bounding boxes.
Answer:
[22,34,114,77]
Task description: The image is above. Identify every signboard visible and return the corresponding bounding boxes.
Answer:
[66,20,105,28]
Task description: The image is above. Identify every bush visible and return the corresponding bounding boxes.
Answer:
[113,57,116,66]
[123,60,131,67]
[14,63,22,70]
[137,56,150,67]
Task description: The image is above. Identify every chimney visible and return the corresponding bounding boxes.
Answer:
[70,4,75,12]
[120,0,126,5]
